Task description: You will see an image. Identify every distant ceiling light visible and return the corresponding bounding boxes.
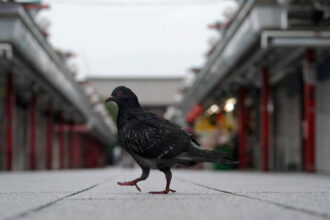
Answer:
[224,103,234,112]
[226,98,237,105]
[210,104,219,112]
[207,104,220,115]
[224,98,236,112]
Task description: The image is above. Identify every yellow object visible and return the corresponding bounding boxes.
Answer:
[194,116,217,132]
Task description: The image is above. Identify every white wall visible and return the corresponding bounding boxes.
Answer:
[88,77,183,106]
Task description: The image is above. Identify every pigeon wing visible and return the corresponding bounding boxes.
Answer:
[120,111,190,159]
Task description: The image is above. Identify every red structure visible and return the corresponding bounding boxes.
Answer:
[29,93,37,170]
[261,67,270,171]
[5,74,14,171]
[24,3,50,10]
[68,123,75,169]
[303,49,316,172]
[86,138,104,168]
[75,134,82,168]
[46,103,53,170]
[238,86,247,169]
[54,124,90,132]
[58,118,65,169]
[186,104,204,124]
[0,3,115,172]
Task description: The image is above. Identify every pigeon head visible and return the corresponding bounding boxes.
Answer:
[105,86,141,109]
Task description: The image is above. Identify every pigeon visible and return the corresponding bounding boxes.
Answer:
[106,86,238,194]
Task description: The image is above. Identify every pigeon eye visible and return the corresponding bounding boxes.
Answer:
[117,90,123,96]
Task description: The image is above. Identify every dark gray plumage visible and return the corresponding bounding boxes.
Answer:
[106,86,238,194]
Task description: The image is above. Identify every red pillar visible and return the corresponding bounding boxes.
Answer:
[303,49,316,172]
[5,73,14,171]
[99,146,105,167]
[29,93,37,170]
[68,123,74,169]
[95,141,104,168]
[91,139,97,168]
[261,67,270,171]
[86,137,93,168]
[46,103,53,170]
[75,133,82,168]
[87,138,100,168]
[58,119,65,169]
[238,86,247,169]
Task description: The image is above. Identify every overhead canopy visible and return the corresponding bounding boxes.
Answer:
[0,4,116,146]
[180,0,330,116]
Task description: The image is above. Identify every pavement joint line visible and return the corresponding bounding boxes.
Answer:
[3,177,113,220]
[177,177,330,220]
[1,191,329,194]
[0,191,73,194]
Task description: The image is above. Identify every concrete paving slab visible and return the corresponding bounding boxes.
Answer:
[177,171,330,193]
[0,168,329,220]
[0,169,110,219]
[177,170,330,219]
[243,192,330,217]
[0,192,68,220]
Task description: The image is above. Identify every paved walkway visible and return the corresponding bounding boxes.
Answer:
[0,168,329,220]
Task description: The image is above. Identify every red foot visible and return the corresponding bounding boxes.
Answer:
[149,189,176,194]
[117,180,141,192]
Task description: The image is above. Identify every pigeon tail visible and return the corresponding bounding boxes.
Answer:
[182,141,239,166]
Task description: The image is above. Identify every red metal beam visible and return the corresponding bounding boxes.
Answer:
[29,93,37,170]
[5,74,14,171]
[54,124,90,133]
[46,103,53,170]
[261,67,270,171]
[24,3,50,10]
[238,86,247,169]
[303,49,316,172]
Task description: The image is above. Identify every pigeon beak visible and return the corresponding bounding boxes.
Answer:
[105,96,114,103]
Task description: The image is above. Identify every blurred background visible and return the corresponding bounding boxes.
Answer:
[0,0,329,173]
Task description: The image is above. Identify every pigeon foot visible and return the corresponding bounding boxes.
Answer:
[149,189,176,194]
[117,180,141,192]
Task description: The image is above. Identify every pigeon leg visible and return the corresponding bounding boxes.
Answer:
[149,168,176,194]
[118,168,149,192]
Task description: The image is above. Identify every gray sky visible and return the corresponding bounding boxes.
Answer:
[40,0,236,78]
